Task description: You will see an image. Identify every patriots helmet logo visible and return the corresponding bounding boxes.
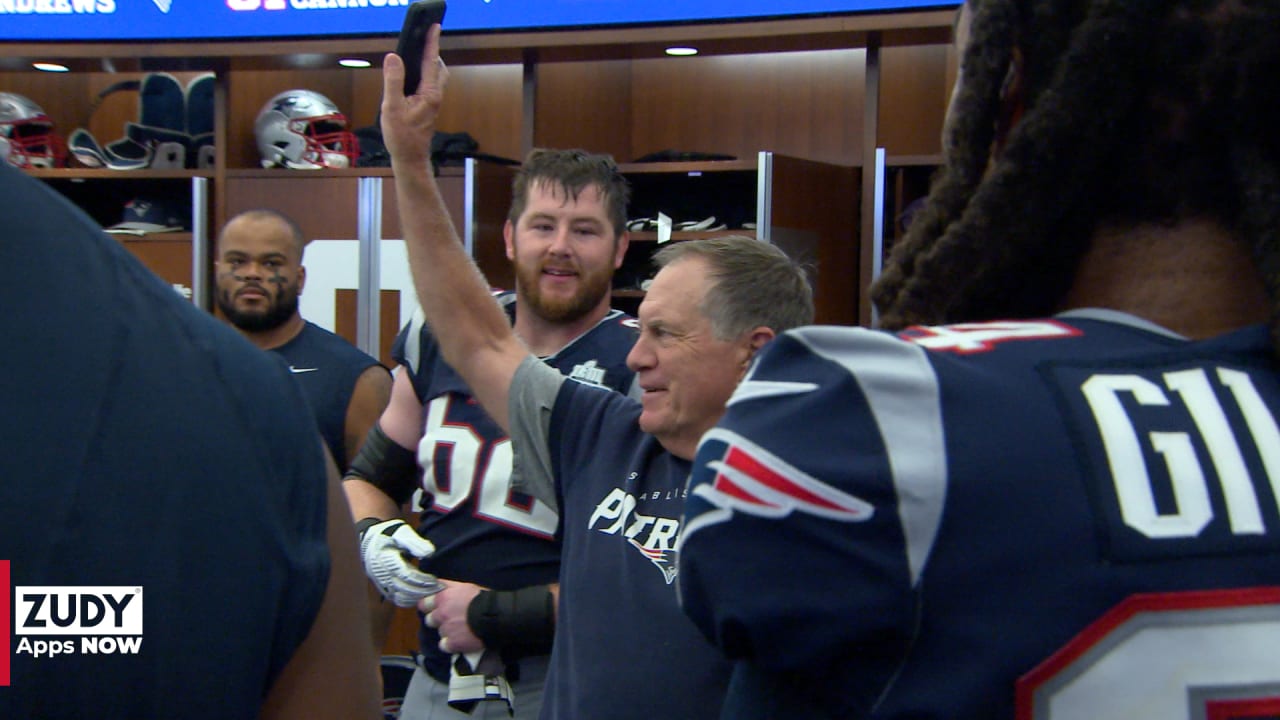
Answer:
[628,538,679,584]
[689,428,874,523]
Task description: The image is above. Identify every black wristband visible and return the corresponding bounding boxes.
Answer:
[466,586,556,660]
[354,516,384,539]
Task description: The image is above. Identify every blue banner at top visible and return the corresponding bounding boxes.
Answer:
[0,0,953,42]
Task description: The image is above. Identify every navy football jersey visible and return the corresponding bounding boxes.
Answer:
[680,310,1280,720]
[390,295,638,678]
[272,320,385,470]
[507,360,733,720]
[0,162,329,718]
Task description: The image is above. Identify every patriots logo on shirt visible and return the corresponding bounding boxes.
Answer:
[588,487,685,585]
[690,428,874,523]
[628,538,678,584]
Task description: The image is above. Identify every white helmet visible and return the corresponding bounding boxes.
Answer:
[0,92,67,169]
[254,89,359,169]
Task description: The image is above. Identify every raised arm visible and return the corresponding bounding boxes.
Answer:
[379,25,527,432]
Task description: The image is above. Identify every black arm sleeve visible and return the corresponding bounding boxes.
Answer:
[344,422,419,506]
[466,586,556,660]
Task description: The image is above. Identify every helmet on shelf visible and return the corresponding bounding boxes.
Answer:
[0,92,68,169]
[253,89,359,170]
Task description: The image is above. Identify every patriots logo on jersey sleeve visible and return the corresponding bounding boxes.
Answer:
[690,428,874,523]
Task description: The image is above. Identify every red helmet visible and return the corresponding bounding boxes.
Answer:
[0,92,68,169]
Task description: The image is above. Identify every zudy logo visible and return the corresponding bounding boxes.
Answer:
[16,587,143,636]
[11,585,144,659]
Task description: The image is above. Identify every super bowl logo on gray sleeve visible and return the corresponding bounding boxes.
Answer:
[13,586,144,659]
[568,360,607,388]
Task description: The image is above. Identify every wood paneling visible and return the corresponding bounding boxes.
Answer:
[349,62,525,164]
[335,288,403,367]
[116,235,193,292]
[534,60,633,160]
[436,64,525,163]
[381,168,466,242]
[771,155,860,325]
[223,174,361,240]
[879,44,950,156]
[349,66,385,131]
[628,49,867,167]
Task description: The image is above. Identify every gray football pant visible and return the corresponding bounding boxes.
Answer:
[397,655,547,720]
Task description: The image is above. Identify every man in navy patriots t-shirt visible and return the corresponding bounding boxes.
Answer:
[376,25,815,719]
[679,1,1280,718]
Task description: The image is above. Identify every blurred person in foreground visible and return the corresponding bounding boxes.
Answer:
[678,1,1280,718]
[0,161,381,719]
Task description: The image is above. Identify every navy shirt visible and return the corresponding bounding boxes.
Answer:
[509,359,733,720]
[680,311,1280,720]
[0,162,329,719]
[271,320,384,470]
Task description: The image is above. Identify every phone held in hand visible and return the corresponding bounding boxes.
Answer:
[396,0,447,96]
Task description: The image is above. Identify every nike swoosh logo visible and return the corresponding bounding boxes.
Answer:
[289,366,319,374]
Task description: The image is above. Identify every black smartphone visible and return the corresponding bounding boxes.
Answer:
[396,0,447,96]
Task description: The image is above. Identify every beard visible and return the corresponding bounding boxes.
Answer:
[217,285,300,333]
[515,258,614,323]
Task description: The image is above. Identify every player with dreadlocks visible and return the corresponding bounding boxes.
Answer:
[873,0,1280,338]
[679,1,1280,718]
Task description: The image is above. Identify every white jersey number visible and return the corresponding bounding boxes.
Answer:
[1016,589,1280,720]
[418,395,558,539]
[904,320,1078,354]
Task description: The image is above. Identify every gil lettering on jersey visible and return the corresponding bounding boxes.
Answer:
[1063,362,1280,560]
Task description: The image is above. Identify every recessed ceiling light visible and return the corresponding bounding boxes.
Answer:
[665,47,698,57]
[339,58,372,68]
[33,62,69,72]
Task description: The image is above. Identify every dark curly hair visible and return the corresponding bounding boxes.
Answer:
[870,0,1280,356]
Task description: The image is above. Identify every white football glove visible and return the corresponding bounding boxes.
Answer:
[357,518,442,607]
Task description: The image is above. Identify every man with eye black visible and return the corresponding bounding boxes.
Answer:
[215,208,392,473]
